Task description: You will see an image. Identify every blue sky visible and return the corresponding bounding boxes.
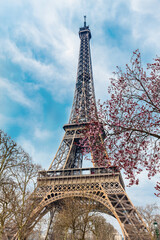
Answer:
[0,0,159,230]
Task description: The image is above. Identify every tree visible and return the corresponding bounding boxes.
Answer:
[0,183,16,239]
[8,159,41,240]
[90,215,116,240]
[80,50,160,194]
[137,203,160,239]
[0,130,41,239]
[0,130,28,186]
[52,197,117,240]
[27,218,46,240]
[53,198,96,240]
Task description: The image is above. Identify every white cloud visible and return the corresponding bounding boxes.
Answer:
[1,40,55,81]
[17,137,51,168]
[34,127,52,140]
[0,38,77,102]
[130,0,160,15]
[0,114,12,129]
[0,77,33,107]
[129,0,160,54]
[1,0,160,103]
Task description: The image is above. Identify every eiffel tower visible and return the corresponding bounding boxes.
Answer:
[18,17,151,240]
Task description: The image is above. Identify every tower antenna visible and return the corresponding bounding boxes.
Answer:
[84,15,86,27]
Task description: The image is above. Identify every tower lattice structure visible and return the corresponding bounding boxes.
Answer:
[14,18,151,240]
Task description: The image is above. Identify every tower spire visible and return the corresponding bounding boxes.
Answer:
[69,18,96,123]
[84,15,86,27]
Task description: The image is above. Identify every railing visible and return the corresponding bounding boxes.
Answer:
[38,167,119,178]
[38,167,125,188]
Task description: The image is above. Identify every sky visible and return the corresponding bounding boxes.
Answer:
[0,0,159,234]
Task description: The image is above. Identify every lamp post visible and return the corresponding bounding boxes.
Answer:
[153,220,159,240]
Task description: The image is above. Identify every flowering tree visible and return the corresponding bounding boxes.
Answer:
[81,50,160,195]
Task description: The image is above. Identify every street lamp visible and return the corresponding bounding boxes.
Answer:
[153,220,159,240]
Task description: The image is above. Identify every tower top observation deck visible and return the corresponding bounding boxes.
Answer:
[79,16,91,39]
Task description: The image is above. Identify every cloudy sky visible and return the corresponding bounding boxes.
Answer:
[0,0,159,232]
